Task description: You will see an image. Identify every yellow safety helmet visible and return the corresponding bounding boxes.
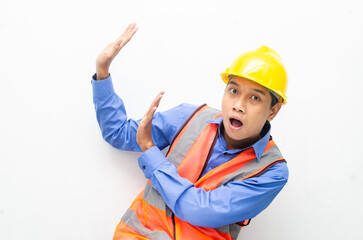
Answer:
[220,46,288,105]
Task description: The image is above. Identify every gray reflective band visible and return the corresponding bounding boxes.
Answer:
[121,208,172,240]
[143,183,170,213]
[168,107,221,168]
[220,144,283,185]
[215,224,241,239]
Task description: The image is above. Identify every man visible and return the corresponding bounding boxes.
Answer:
[92,23,289,240]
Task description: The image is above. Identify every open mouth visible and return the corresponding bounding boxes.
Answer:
[229,117,243,128]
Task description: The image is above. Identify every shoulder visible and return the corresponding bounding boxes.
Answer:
[267,161,289,182]
[239,162,288,189]
[153,103,201,144]
[171,103,200,112]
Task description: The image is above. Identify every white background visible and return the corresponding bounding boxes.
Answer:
[1,0,363,239]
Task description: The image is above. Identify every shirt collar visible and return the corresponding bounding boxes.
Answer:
[207,117,271,162]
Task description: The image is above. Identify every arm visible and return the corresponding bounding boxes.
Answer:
[92,24,198,151]
[92,23,141,151]
[92,80,197,151]
[138,147,288,228]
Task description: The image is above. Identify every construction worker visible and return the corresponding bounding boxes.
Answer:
[92,23,289,240]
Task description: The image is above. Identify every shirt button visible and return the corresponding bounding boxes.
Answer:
[142,166,146,170]
[224,152,227,155]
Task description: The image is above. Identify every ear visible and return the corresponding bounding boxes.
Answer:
[267,103,282,122]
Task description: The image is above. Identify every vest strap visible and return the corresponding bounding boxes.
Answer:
[166,104,209,158]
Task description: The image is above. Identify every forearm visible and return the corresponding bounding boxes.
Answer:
[92,75,142,151]
[138,147,289,228]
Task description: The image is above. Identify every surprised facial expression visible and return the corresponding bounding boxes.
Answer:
[221,76,281,149]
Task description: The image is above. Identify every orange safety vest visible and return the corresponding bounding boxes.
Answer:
[113,104,286,240]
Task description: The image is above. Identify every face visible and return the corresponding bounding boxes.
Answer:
[221,76,281,150]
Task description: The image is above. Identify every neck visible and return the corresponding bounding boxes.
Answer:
[221,125,261,150]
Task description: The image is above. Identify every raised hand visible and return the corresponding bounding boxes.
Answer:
[136,91,165,152]
[96,23,138,80]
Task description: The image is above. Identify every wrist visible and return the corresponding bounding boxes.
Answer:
[96,63,110,80]
[141,143,155,152]
[96,71,109,80]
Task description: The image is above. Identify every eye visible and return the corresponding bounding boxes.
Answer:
[251,95,260,101]
[230,88,238,94]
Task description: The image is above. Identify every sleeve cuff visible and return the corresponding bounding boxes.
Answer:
[138,146,168,179]
[91,73,115,99]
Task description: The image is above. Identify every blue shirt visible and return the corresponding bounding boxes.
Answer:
[92,75,289,228]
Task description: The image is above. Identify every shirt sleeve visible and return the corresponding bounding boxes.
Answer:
[138,146,289,228]
[91,74,198,151]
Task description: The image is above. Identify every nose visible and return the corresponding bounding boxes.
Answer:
[232,99,246,113]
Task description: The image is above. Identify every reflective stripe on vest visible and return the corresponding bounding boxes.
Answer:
[113,104,286,240]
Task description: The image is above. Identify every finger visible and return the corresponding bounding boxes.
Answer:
[129,26,138,37]
[115,23,138,45]
[145,91,165,116]
[127,25,138,39]
[152,91,165,108]
[126,22,137,31]
[140,106,156,129]
[123,23,138,36]
[116,29,138,48]
[145,92,164,115]
[147,107,157,120]
[142,107,157,129]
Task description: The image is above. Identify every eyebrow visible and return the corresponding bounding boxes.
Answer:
[228,80,267,96]
[252,88,266,96]
[228,80,239,87]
